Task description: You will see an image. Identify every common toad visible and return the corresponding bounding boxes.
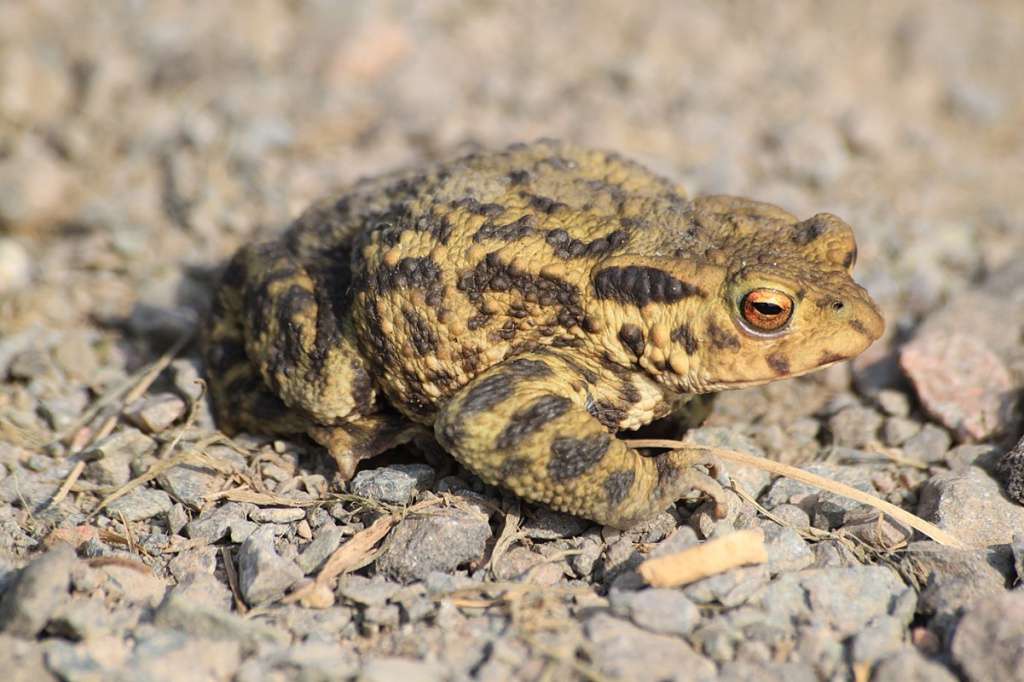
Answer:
[202,140,884,528]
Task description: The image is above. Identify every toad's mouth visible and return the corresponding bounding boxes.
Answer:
[699,357,848,392]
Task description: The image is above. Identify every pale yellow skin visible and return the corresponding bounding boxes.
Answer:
[203,140,884,528]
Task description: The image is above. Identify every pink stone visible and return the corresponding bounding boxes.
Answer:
[900,332,1016,441]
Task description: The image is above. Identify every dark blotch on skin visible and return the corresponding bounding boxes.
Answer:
[707,320,741,351]
[459,373,516,415]
[603,470,635,507]
[849,319,869,336]
[589,399,627,429]
[593,266,705,307]
[818,352,846,365]
[842,246,857,270]
[495,395,573,449]
[548,433,612,482]
[403,308,438,356]
[507,169,530,185]
[671,324,699,355]
[618,324,646,358]
[205,339,248,377]
[792,216,827,245]
[766,353,790,376]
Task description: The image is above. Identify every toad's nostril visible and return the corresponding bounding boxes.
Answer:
[832,301,844,312]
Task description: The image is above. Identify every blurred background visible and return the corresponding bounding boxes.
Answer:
[1,0,1022,343]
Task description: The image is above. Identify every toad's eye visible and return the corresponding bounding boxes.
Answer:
[740,289,794,333]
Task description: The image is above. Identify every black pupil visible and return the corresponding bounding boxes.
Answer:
[752,301,783,316]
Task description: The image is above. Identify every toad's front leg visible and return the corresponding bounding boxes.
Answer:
[434,351,727,529]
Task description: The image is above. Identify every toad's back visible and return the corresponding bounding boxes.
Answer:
[338,141,695,420]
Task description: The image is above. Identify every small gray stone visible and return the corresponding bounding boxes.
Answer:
[350,464,435,505]
[685,426,771,497]
[167,572,232,611]
[872,649,958,682]
[585,612,716,681]
[124,630,241,682]
[166,503,189,535]
[237,525,303,606]
[718,662,817,682]
[358,657,447,682]
[185,502,255,543]
[521,507,591,539]
[951,591,1024,682]
[153,591,288,650]
[337,575,401,607]
[761,566,910,636]
[375,508,491,582]
[827,406,883,449]
[0,545,77,638]
[47,597,121,641]
[296,524,344,575]
[902,541,1013,624]
[876,389,912,417]
[761,524,814,574]
[1013,533,1024,584]
[0,633,57,682]
[762,463,875,529]
[610,587,700,636]
[105,486,172,521]
[156,464,223,508]
[918,466,1024,547]
[947,444,1001,471]
[850,615,904,665]
[684,565,769,607]
[124,393,186,433]
[249,507,305,524]
[82,428,156,487]
[902,424,952,464]
[882,416,921,447]
[0,238,32,295]
[234,642,358,682]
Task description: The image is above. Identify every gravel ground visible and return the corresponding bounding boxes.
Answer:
[2,2,1023,681]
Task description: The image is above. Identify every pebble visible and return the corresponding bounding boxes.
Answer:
[760,524,814,574]
[917,466,1024,547]
[105,486,173,521]
[185,502,255,543]
[849,614,905,665]
[0,238,33,295]
[876,389,912,418]
[249,507,305,524]
[153,591,288,650]
[337,575,401,607]
[350,464,435,505]
[0,545,77,637]
[82,428,157,487]
[900,332,1016,441]
[718,661,817,682]
[609,587,700,636]
[762,463,876,530]
[357,657,448,682]
[951,591,1024,682]
[585,612,717,681]
[827,406,883,448]
[0,633,58,682]
[237,525,303,606]
[901,423,952,464]
[98,564,166,607]
[872,649,958,682]
[122,630,241,682]
[124,393,186,433]
[901,541,1013,625]
[235,642,358,682]
[167,573,232,611]
[520,507,591,539]
[882,416,921,447]
[684,426,772,497]
[296,523,344,575]
[760,566,911,636]
[375,508,491,582]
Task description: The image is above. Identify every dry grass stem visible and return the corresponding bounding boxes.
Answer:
[625,439,967,550]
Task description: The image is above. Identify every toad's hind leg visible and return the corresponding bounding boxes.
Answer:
[202,242,418,478]
[433,351,728,529]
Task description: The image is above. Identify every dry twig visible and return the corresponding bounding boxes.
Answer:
[625,438,967,549]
